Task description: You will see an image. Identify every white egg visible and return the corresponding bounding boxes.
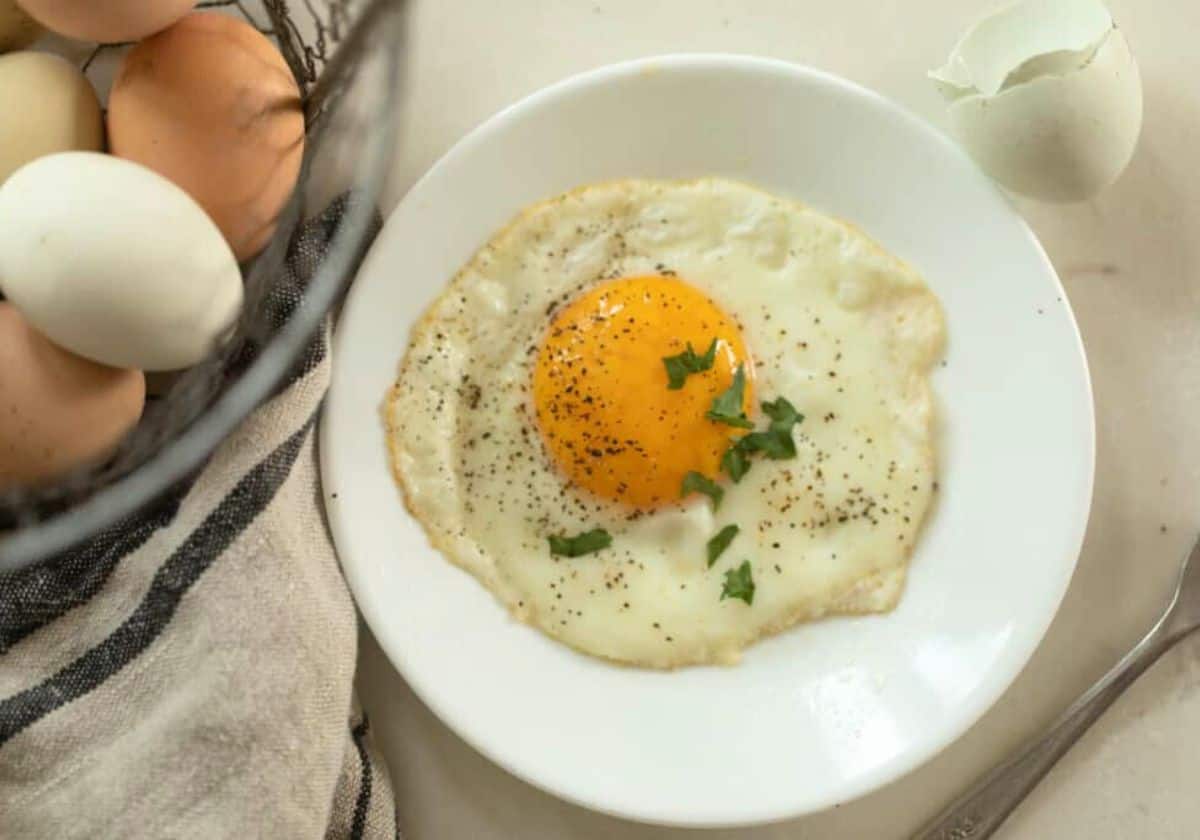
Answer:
[386,178,945,668]
[931,0,1142,202]
[0,152,242,371]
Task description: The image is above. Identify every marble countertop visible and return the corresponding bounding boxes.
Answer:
[356,1,1200,837]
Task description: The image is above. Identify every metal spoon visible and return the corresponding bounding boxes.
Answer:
[914,535,1200,840]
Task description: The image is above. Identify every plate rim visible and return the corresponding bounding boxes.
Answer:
[322,52,1096,827]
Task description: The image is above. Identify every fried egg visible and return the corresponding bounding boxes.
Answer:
[386,178,945,668]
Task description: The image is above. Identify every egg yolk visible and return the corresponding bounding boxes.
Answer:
[533,275,754,509]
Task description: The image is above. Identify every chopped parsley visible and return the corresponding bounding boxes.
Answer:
[662,339,718,389]
[720,440,752,483]
[548,528,612,557]
[706,524,740,568]
[721,560,755,605]
[705,365,754,428]
[757,397,803,458]
[681,471,724,509]
[762,395,801,426]
[719,396,805,481]
[737,431,790,459]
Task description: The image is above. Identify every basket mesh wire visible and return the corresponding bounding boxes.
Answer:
[0,0,406,570]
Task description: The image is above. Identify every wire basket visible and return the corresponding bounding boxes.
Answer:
[0,0,406,571]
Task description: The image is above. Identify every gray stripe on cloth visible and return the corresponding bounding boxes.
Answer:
[0,355,330,698]
[0,493,182,653]
[325,703,399,840]
[0,195,398,838]
[0,404,396,838]
[0,412,317,746]
[351,718,374,838]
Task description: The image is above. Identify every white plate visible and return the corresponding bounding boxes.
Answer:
[321,55,1094,827]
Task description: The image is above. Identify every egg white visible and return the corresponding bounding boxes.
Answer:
[386,178,945,668]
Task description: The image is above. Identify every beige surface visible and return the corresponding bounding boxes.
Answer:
[357,1,1200,837]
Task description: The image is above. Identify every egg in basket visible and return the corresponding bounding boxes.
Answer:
[0,0,405,569]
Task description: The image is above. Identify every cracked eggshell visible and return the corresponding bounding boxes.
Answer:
[0,152,243,371]
[932,0,1142,203]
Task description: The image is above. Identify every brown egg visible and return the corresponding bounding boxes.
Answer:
[0,0,42,52]
[14,0,194,43]
[0,303,145,491]
[108,12,305,261]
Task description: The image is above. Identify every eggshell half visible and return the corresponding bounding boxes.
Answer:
[108,12,305,261]
[0,303,145,491]
[0,0,41,52]
[931,0,1113,99]
[945,28,1142,202]
[0,51,102,184]
[15,0,195,43]
[0,152,243,371]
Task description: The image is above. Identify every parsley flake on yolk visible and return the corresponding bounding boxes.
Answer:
[533,276,754,509]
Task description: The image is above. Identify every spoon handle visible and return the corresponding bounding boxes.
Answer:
[912,618,1179,840]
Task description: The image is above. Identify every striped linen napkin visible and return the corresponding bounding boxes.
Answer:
[0,198,399,839]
